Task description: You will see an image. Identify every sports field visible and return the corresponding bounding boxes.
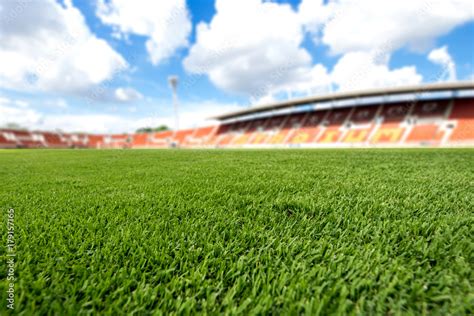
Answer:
[0,149,472,314]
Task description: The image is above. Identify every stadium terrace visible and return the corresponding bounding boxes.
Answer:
[1,82,473,149]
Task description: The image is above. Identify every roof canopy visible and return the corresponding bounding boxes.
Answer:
[211,81,474,121]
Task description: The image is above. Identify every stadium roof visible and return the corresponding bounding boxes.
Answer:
[211,81,474,121]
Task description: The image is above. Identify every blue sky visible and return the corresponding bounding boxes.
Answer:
[0,0,473,133]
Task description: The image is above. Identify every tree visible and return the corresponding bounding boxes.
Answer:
[154,125,170,132]
[136,127,153,133]
[136,125,170,134]
[3,123,25,130]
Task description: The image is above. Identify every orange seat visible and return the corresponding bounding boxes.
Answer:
[0,133,17,148]
[42,132,69,148]
[314,109,350,144]
[131,134,149,147]
[88,135,105,148]
[449,99,474,142]
[215,121,246,146]
[288,112,324,144]
[232,119,267,145]
[9,130,44,148]
[340,106,380,143]
[342,128,373,143]
[172,129,194,145]
[250,116,287,145]
[370,123,405,144]
[206,124,232,146]
[406,124,444,143]
[185,126,217,146]
[273,114,306,144]
[317,128,342,143]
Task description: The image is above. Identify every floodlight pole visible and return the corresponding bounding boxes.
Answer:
[168,76,179,133]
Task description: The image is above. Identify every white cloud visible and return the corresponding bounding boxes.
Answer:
[174,101,243,128]
[0,98,42,127]
[0,101,145,133]
[0,97,10,105]
[46,98,69,109]
[331,51,423,91]
[300,0,474,55]
[14,100,29,108]
[184,0,433,101]
[37,114,132,133]
[428,46,457,81]
[184,0,331,99]
[298,0,330,36]
[0,0,127,95]
[0,96,242,133]
[114,87,143,102]
[96,0,192,65]
[41,101,241,133]
[134,101,243,131]
[0,97,29,109]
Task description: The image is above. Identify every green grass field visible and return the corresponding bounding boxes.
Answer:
[0,149,473,314]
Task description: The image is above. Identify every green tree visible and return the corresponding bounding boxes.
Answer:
[136,125,170,134]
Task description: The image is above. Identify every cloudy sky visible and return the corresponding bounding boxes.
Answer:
[0,0,473,133]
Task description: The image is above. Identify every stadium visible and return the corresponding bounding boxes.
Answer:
[1,0,473,314]
[2,82,474,149]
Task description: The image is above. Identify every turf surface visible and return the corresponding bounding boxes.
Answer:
[0,149,473,314]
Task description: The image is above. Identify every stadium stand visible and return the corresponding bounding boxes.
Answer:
[369,103,408,145]
[65,133,89,149]
[406,124,445,144]
[341,105,379,144]
[269,113,305,145]
[449,98,474,143]
[247,118,271,145]
[217,121,248,146]
[42,132,69,148]
[257,117,292,145]
[287,112,323,144]
[8,130,44,148]
[148,130,173,148]
[0,131,18,148]
[232,118,266,146]
[172,129,194,146]
[102,134,130,149]
[88,135,105,149]
[317,108,352,144]
[206,124,229,146]
[185,126,217,147]
[1,83,473,149]
[131,133,149,148]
